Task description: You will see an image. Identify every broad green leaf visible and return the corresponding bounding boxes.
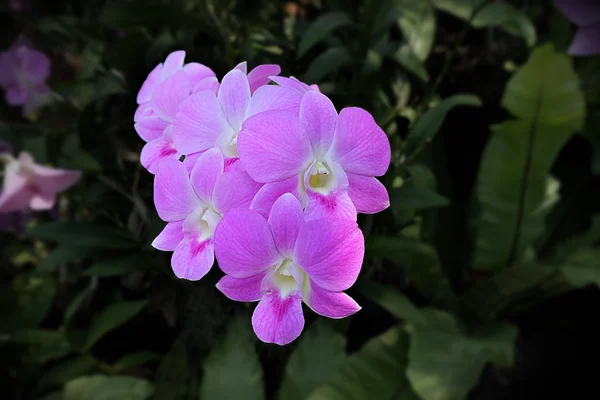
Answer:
[297,12,353,58]
[65,283,96,326]
[395,0,436,61]
[113,351,161,372]
[63,375,153,400]
[200,316,264,400]
[357,280,427,325]
[10,329,72,363]
[550,216,600,264]
[472,45,585,270]
[154,334,192,400]
[393,46,430,82]
[0,272,56,333]
[40,245,101,271]
[391,184,449,210]
[432,0,536,46]
[404,94,482,157]
[84,301,146,350]
[559,245,600,288]
[461,264,568,320]
[367,237,459,311]
[307,326,418,400]
[36,356,96,393]
[278,322,347,400]
[29,221,137,249]
[303,47,353,84]
[84,253,156,277]
[406,315,517,400]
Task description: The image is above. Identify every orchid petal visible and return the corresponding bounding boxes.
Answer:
[252,292,304,345]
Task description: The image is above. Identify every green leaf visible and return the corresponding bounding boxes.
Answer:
[472,45,585,270]
[84,301,146,350]
[200,316,264,400]
[404,94,482,157]
[0,272,56,333]
[63,375,153,400]
[307,326,417,400]
[550,216,600,264]
[278,322,347,400]
[393,46,430,82]
[297,12,353,58]
[367,237,459,311]
[432,0,536,46]
[10,329,72,363]
[40,245,101,271]
[84,253,156,277]
[113,351,161,372]
[36,356,96,393]
[391,184,449,210]
[395,0,436,61]
[29,221,137,249]
[65,284,96,326]
[357,280,427,325]
[303,47,353,84]
[406,315,517,400]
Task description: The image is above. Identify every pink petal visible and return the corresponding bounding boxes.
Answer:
[182,62,216,87]
[234,61,248,74]
[300,91,337,155]
[171,235,214,281]
[137,64,162,104]
[569,24,600,56]
[150,71,190,123]
[268,193,304,257]
[250,175,305,218]
[190,148,224,203]
[183,151,203,174]
[245,85,304,119]
[303,281,360,319]
[161,50,186,80]
[22,47,50,84]
[212,171,263,215]
[270,76,313,93]
[347,173,389,214]
[152,220,184,251]
[0,164,32,212]
[191,77,220,95]
[304,189,357,222]
[134,116,169,142]
[6,86,28,105]
[247,64,281,93]
[29,193,55,210]
[556,0,600,27]
[32,166,81,196]
[214,208,280,278]
[140,137,180,175]
[238,110,313,183]
[328,107,390,177]
[294,219,364,292]
[252,292,304,345]
[217,69,251,132]
[134,103,153,122]
[224,157,242,172]
[154,159,201,221]
[216,272,268,302]
[173,91,232,155]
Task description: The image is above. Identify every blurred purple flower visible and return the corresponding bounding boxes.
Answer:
[9,0,31,12]
[0,39,52,115]
[556,0,600,56]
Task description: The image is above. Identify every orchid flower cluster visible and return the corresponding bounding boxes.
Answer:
[135,51,391,345]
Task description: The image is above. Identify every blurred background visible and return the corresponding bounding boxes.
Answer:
[1,0,599,399]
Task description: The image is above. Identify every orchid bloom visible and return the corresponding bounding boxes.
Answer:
[0,39,51,116]
[134,51,216,174]
[215,193,363,345]
[0,152,80,213]
[556,0,600,56]
[238,90,390,220]
[172,67,302,170]
[152,149,262,281]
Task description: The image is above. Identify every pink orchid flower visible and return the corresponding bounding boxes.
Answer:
[0,40,51,116]
[238,90,390,220]
[0,152,80,212]
[214,193,363,345]
[172,67,302,170]
[556,0,600,56]
[152,149,262,281]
